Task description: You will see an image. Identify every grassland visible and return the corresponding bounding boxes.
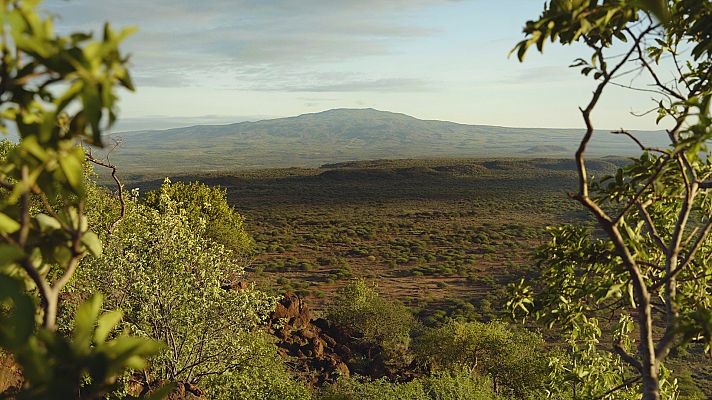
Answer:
[128,158,622,320]
[123,156,712,395]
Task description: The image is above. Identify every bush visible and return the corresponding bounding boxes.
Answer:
[318,368,500,400]
[73,181,287,396]
[144,180,253,256]
[327,280,416,367]
[413,320,547,398]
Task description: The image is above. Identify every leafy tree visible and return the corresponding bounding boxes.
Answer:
[413,320,547,398]
[509,1,712,399]
[143,180,253,256]
[0,1,160,398]
[544,317,678,400]
[73,180,277,396]
[318,368,499,400]
[327,280,416,366]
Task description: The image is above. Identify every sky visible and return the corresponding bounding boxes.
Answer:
[44,0,666,131]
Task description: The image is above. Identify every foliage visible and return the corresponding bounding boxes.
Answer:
[0,277,161,399]
[544,317,679,400]
[204,351,312,400]
[327,280,416,366]
[318,368,499,400]
[0,0,160,397]
[413,320,547,398]
[143,180,253,256]
[74,179,277,392]
[511,1,712,399]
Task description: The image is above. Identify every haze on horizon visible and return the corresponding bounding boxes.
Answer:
[47,0,667,132]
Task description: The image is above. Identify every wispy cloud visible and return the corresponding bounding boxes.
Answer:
[47,0,455,89]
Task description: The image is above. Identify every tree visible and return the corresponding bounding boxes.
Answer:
[509,1,712,399]
[327,280,416,367]
[73,179,277,396]
[143,181,253,257]
[0,1,160,398]
[413,320,547,398]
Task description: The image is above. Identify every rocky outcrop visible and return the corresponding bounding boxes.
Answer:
[267,292,350,385]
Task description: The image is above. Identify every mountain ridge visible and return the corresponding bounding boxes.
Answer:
[105,108,668,173]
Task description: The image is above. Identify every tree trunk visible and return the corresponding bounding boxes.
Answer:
[639,297,660,400]
[641,368,660,400]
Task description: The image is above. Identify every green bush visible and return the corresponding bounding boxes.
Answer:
[327,280,416,367]
[144,180,253,256]
[318,368,500,400]
[73,181,288,397]
[414,320,547,398]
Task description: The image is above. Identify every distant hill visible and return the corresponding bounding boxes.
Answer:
[106,108,667,173]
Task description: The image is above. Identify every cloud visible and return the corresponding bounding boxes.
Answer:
[273,78,433,92]
[46,0,458,89]
[497,66,579,85]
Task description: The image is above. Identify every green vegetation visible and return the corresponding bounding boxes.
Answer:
[318,369,500,400]
[72,180,285,397]
[104,108,668,174]
[327,281,416,370]
[0,1,161,398]
[143,180,253,256]
[1,1,712,400]
[414,321,547,398]
[130,158,615,311]
[509,1,712,399]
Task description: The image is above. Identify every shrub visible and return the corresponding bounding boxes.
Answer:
[327,280,416,367]
[144,180,253,256]
[74,181,280,395]
[413,320,547,398]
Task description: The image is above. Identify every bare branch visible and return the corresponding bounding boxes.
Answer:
[85,142,126,234]
[636,201,667,253]
[611,130,667,154]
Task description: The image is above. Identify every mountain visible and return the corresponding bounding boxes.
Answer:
[106,108,667,173]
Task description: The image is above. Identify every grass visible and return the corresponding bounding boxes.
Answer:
[122,156,710,396]
[127,158,617,311]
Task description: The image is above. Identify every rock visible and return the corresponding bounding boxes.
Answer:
[334,361,350,378]
[267,291,351,385]
[322,334,337,347]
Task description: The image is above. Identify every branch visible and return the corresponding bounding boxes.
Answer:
[651,218,712,291]
[613,156,669,224]
[611,129,667,154]
[85,143,125,234]
[630,28,686,102]
[613,340,643,373]
[592,376,642,400]
[636,201,667,253]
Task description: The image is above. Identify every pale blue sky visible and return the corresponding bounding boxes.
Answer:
[45,0,663,131]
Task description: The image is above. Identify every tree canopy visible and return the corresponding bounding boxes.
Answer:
[509,1,712,399]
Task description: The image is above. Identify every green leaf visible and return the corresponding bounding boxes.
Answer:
[58,152,83,191]
[636,0,669,23]
[73,293,103,352]
[0,244,24,268]
[35,213,61,232]
[0,212,20,234]
[94,310,122,343]
[0,275,36,349]
[81,231,102,257]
